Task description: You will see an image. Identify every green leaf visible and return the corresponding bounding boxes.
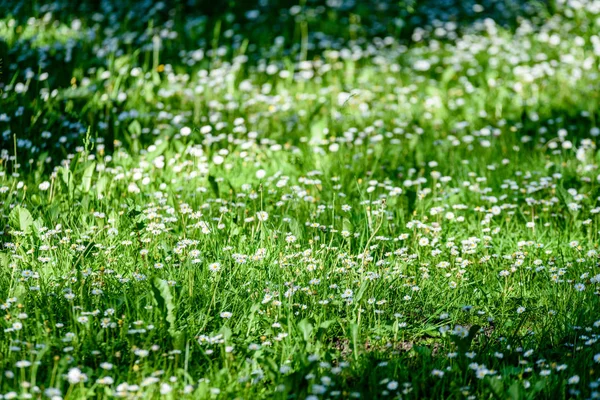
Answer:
[508,381,524,400]
[297,319,313,342]
[145,139,169,161]
[219,325,232,341]
[441,67,456,85]
[174,330,186,351]
[227,179,237,198]
[9,206,33,233]
[289,218,303,239]
[128,120,142,136]
[173,140,187,154]
[556,185,571,209]
[467,325,481,346]
[350,322,360,356]
[487,377,504,400]
[12,284,26,301]
[0,252,9,268]
[342,218,353,233]
[151,278,177,338]
[318,320,335,330]
[32,218,45,235]
[72,241,95,270]
[30,194,41,206]
[413,345,432,358]
[528,380,546,399]
[355,281,368,303]
[59,167,74,195]
[451,324,480,353]
[208,175,219,198]
[229,223,240,236]
[80,162,96,193]
[310,118,327,145]
[96,176,108,198]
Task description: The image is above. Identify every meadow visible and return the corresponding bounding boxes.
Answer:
[1,0,600,398]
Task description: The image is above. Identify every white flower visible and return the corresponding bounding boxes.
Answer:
[15,360,32,368]
[180,126,192,136]
[256,169,266,179]
[160,383,173,394]
[337,92,352,106]
[256,211,269,221]
[66,367,88,384]
[431,369,444,378]
[141,377,159,387]
[98,376,114,385]
[100,362,113,370]
[128,182,140,193]
[39,181,50,191]
[220,312,232,319]
[285,235,297,243]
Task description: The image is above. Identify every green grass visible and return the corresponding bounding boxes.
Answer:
[1,0,600,398]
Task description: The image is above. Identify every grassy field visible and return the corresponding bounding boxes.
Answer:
[2,0,600,398]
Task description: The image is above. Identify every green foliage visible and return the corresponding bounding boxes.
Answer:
[0,0,599,399]
[8,205,33,234]
[151,277,178,339]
